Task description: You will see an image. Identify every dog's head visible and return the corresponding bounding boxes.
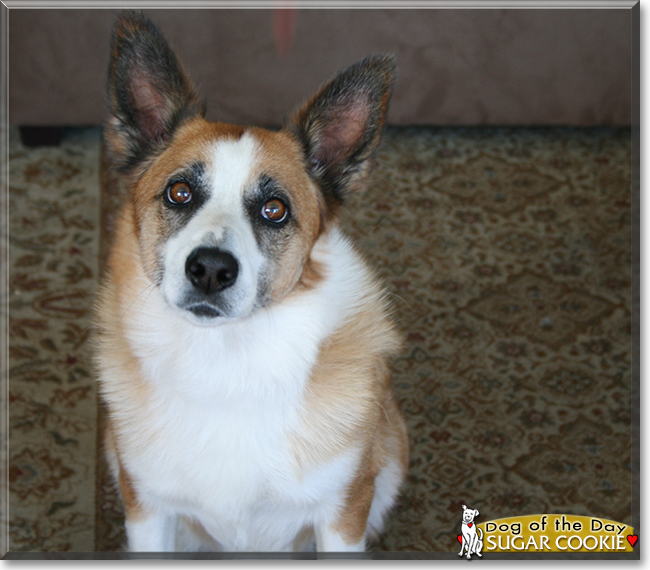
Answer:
[462,505,480,523]
[106,10,395,326]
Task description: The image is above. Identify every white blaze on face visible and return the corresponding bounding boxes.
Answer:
[160,132,268,323]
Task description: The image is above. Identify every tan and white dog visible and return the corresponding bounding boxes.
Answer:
[95,10,408,553]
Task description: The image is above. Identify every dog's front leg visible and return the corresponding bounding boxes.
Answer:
[315,475,375,552]
[117,461,176,552]
[126,512,177,552]
[316,525,366,552]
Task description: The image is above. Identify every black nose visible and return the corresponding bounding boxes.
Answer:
[185,247,239,295]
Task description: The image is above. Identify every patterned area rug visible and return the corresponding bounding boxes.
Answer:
[8,126,633,553]
[8,127,100,551]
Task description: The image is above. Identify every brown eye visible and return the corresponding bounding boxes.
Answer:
[261,199,288,223]
[166,182,192,205]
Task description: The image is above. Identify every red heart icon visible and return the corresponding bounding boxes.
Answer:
[457,535,462,544]
[627,535,638,547]
[468,523,473,528]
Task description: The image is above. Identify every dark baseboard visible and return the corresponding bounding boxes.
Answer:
[19,126,63,147]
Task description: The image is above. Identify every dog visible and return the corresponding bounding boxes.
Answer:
[458,505,483,559]
[95,10,408,553]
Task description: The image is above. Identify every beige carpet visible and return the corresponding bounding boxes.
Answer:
[8,127,100,551]
[8,125,633,553]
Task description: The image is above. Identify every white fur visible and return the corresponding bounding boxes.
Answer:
[109,228,389,552]
[316,528,366,553]
[126,513,176,552]
[367,458,404,536]
[161,134,267,323]
[127,228,370,401]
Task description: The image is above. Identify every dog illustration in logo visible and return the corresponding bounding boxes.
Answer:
[458,505,483,559]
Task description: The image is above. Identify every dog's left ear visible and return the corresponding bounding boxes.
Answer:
[286,54,396,203]
[474,509,480,517]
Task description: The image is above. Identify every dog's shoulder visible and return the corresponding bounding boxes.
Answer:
[286,228,402,467]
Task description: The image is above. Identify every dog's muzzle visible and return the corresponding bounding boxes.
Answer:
[185,247,239,296]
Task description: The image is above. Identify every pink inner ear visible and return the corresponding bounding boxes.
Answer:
[130,71,169,140]
[316,96,370,167]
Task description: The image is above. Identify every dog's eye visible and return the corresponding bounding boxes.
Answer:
[261,199,288,223]
[166,182,192,205]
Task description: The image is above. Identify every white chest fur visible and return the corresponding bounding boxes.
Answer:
[115,230,371,550]
[123,391,359,551]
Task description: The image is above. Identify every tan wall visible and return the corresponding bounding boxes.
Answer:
[9,8,632,127]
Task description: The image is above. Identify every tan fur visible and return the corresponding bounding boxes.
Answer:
[288,294,408,545]
[117,454,145,521]
[250,127,327,298]
[96,206,165,468]
[127,119,245,280]
[333,390,408,544]
[98,36,407,549]
[290,288,402,463]
[333,462,376,544]
[280,287,409,544]
[296,257,325,291]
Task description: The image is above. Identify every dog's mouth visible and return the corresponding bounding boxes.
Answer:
[187,304,221,319]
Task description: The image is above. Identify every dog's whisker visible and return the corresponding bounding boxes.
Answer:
[120,282,155,320]
[386,291,412,310]
[135,280,159,320]
[377,401,392,427]
[114,267,156,290]
[364,217,386,239]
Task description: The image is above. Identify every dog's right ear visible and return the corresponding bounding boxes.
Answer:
[106,10,205,171]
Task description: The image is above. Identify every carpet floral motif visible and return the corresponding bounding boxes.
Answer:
[8,127,100,552]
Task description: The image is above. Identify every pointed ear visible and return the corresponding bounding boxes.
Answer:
[106,10,205,171]
[286,54,396,201]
